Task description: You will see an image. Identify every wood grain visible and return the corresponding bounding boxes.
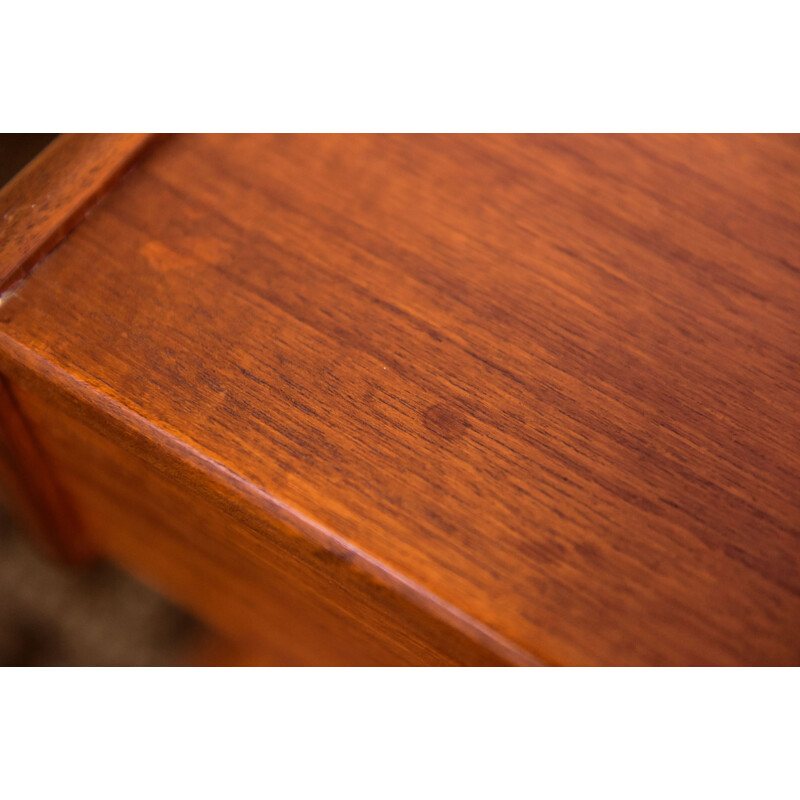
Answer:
[0,134,798,665]
[0,133,160,293]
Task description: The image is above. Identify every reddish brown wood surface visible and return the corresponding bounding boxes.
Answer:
[0,133,159,292]
[0,134,798,665]
[0,375,89,562]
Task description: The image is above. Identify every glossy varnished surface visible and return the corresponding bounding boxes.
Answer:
[1,134,798,664]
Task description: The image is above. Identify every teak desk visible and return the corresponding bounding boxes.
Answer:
[0,134,798,665]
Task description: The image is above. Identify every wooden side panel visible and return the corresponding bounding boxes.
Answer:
[0,374,91,562]
[9,380,524,666]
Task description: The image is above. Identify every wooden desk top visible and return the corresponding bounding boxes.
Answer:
[1,134,798,665]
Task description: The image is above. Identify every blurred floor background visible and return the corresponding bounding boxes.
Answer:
[0,500,205,666]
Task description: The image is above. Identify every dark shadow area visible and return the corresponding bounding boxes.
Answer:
[0,133,59,188]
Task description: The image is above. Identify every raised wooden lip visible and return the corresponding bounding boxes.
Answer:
[0,133,163,295]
